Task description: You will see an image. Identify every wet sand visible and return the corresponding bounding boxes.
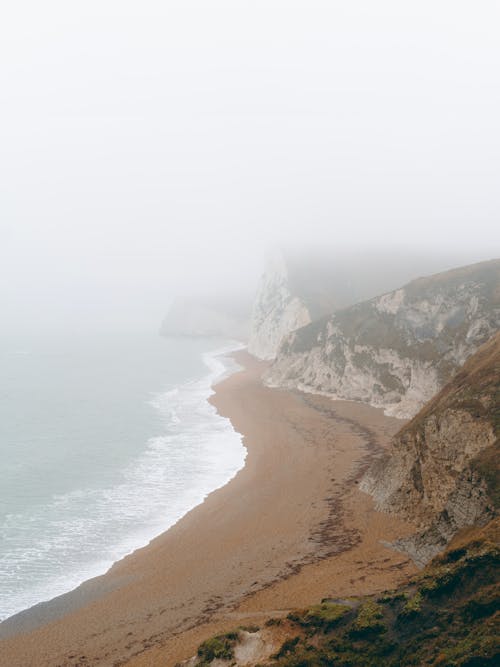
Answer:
[0,351,416,667]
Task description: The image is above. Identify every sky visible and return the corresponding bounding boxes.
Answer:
[1,1,499,333]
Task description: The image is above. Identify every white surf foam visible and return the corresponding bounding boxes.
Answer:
[0,342,246,621]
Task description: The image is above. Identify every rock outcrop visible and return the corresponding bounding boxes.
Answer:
[248,253,311,360]
[266,259,500,418]
[361,331,500,565]
[247,250,453,361]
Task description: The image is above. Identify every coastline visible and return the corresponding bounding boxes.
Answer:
[0,350,417,667]
[0,341,247,627]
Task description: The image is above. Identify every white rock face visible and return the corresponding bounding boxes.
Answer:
[266,259,500,418]
[268,343,443,419]
[248,253,311,360]
[376,288,405,315]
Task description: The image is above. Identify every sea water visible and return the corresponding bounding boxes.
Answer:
[0,333,245,621]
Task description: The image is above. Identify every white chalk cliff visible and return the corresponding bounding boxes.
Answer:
[265,259,500,418]
[248,253,311,360]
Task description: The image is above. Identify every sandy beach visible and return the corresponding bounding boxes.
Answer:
[0,351,417,667]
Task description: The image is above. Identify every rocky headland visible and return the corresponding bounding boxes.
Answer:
[266,259,500,418]
[178,258,500,667]
[1,256,498,667]
[180,331,500,667]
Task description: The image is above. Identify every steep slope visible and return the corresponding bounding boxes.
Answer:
[248,250,468,361]
[248,253,311,360]
[361,331,500,566]
[266,259,500,417]
[178,296,500,667]
[180,335,500,666]
[182,519,499,667]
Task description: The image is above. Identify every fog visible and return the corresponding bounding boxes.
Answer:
[1,1,499,333]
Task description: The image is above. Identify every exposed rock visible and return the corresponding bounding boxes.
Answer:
[248,250,470,362]
[361,331,500,565]
[248,252,311,360]
[394,470,492,566]
[177,627,283,667]
[266,259,500,418]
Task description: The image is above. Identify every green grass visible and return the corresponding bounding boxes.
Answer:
[193,525,500,667]
[399,591,423,617]
[287,602,351,631]
[196,631,239,665]
[350,600,386,637]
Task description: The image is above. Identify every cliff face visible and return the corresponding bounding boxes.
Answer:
[248,254,311,360]
[361,331,500,566]
[247,251,469,362]
[266,259,500,418]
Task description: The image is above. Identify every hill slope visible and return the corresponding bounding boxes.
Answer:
[182,520,499,667]
[248,251,476,361]
[266,259,500,417]
[181,332,499,667]
[361,330,500,565]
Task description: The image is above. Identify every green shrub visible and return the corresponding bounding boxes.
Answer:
[265,617,283,627]
[288,602,350,630]
[196,631,239,664]
[350,601,386,637]
[272,636,300,659]
[400,592,423,617]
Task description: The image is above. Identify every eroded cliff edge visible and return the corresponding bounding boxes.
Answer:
[248,253,311,360]
[266,259,500,418]
[361,331,500,566]
[181,333,499,667]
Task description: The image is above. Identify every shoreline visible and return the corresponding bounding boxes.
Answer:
[0,351,417,667]
[0,342,247,630]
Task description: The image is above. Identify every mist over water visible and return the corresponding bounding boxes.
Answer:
[0,0,499,632]
[0,334,245,620]
[1,1,499,335]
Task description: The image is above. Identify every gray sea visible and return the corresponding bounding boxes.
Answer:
[0,333,245,621]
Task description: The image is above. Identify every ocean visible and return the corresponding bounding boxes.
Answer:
[0,333,245,622]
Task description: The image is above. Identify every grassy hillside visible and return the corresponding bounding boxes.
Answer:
[287,259,500,362]
[187,520,499,667]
